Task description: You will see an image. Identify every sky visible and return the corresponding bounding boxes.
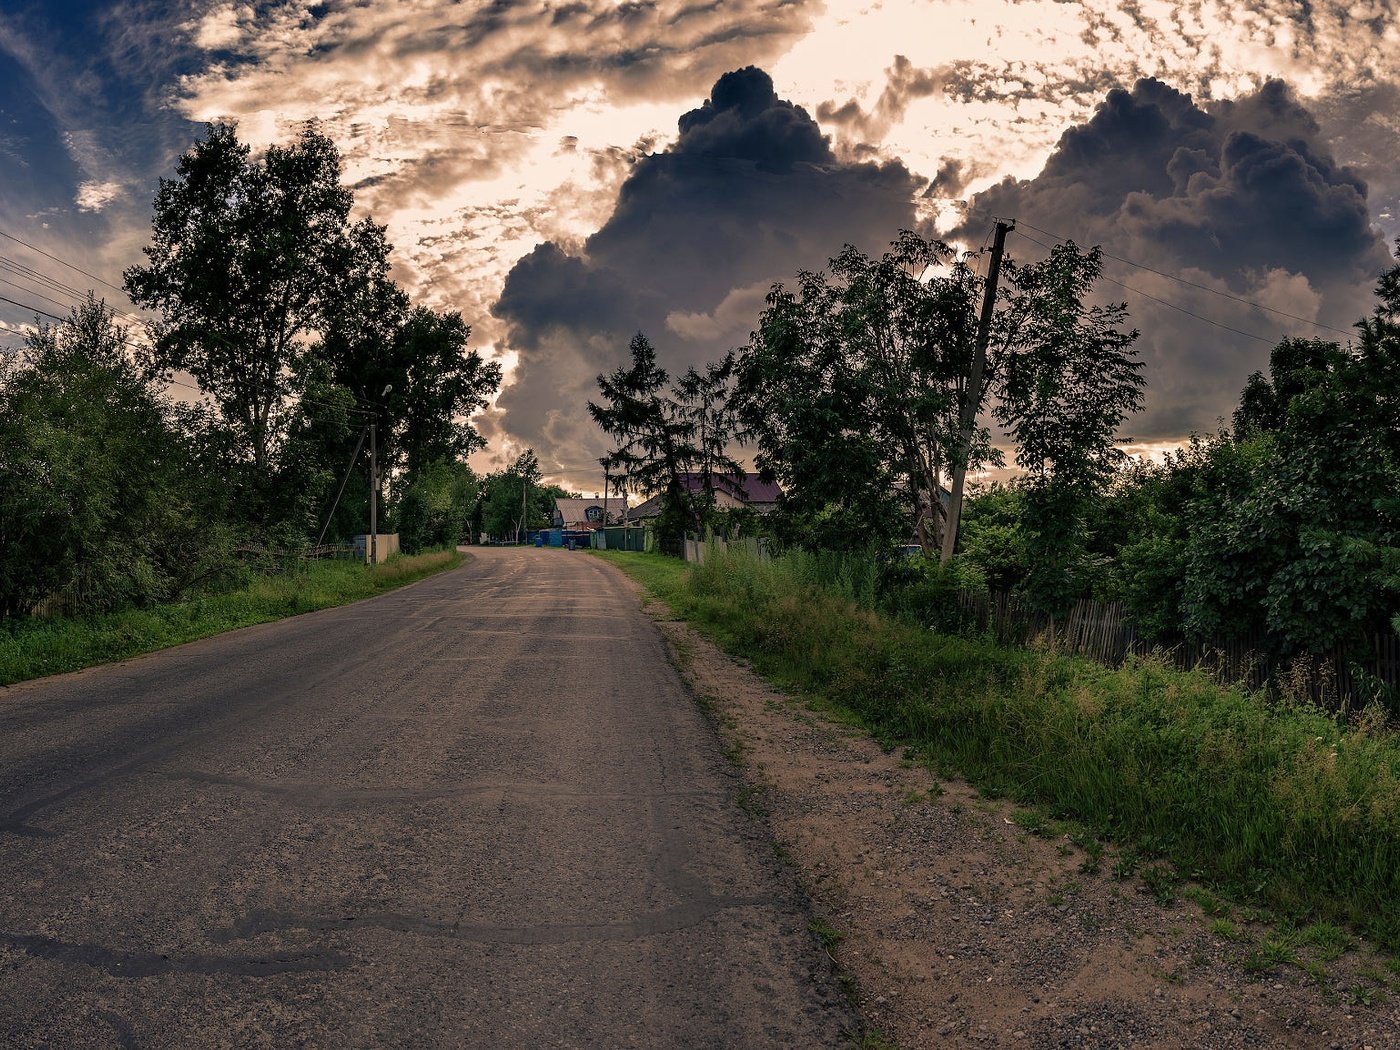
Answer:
[2,0,1398,491]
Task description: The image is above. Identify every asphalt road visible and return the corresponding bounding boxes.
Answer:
[0,547,852,1048]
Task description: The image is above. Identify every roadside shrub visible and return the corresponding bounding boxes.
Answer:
[884,556,986,633]
[660,542,1400,951]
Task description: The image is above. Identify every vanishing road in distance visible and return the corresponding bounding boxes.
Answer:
[0,547,850,1047]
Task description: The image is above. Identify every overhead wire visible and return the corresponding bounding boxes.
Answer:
[1011,230,1278,345]
[955,201,1355,340]
[1011,217,1355,339]
[0,274,90,317]
[0,254,148,327]
[0,287,381,418]
[0,232,392,419]
[0,226,128,295]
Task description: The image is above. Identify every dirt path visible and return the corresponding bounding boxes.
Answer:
[640,591,1400,1049]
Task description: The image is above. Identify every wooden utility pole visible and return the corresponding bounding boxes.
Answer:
[369,421,378,565]
[601,457,610,532]
[941,219,1013,565]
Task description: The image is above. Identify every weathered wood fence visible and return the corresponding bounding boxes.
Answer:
[683,535,770,565]
[958,590,1400,711]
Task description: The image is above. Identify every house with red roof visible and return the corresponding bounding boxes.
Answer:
[629,472,781,521]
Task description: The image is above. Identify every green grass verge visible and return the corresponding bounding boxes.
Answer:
[596,546,1400,952]
[0,549,465,686]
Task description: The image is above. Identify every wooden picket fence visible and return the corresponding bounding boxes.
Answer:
[958,590,1400,712]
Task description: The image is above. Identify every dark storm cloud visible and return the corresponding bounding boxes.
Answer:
[492,66,920,478]
[956,77,1395,442]
[816,55,946,144]
[923,159,967,199]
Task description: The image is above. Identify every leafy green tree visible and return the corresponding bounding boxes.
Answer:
[957,484,1032,593]
[1179,321,1400,651]
[994,242,1144,615]
[125,123,359,478]
[319,218,501,487]
[479,450,563,541]
[395,460,479,553]
[736,232,986,553]
[270,364,362,540]
[674,350,745,528]
[389,307,501,481]
[0,298,226,617]
[1082,258,1400,652]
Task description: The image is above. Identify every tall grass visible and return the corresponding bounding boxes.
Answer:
[605,545,1400,951]
[0,549,463,686]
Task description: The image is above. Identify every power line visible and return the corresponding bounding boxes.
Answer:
[0,274,86,316]
[0,226,127,295]
[0,255,147,327]
[1013,230,1278,345]
[957,202,1355,339]
[0,287,380,418]
[1012,218,1355,338]
[0,228,394,417]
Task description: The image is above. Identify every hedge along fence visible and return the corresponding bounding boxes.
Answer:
[671,542,1400,952]
[957,590,1400,715]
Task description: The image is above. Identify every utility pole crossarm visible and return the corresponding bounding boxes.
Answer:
[941,219,1014,565]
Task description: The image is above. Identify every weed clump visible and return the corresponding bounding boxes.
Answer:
[610,544,1400,952]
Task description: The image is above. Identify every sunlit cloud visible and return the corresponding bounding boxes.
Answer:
[3,0,1399,490]
[74,179,121,212]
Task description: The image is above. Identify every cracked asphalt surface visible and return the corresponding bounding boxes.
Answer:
[0,547,851,1047]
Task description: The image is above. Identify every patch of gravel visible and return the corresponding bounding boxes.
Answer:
[646,605,1400,1050]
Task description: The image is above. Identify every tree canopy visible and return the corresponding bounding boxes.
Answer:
[125,123,358,474]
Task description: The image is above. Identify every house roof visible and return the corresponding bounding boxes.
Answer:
[677,472,782,503]
[629,473,782,519]
[553,497,630,526]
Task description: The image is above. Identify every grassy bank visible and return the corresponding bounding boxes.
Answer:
[597,548,1400,952]
[0,549,464,687]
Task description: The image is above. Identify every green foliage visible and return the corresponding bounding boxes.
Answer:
[1174,327,1400,650]
[951,258,1400,657]
[321,225,501,485]
[125,123,356,474]
[478,449,565,541]
[0,550,462,685]
[395,460,478,553]
[125,122,500,541]
[590,333,744,547]
[0,298,230,618]
[994,242,1144,616]
[957,484,1031,592]
[884,555,986,632]
[735,232,985,553]
[606,544,1400,951]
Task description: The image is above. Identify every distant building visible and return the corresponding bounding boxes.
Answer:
[630,472,782,521]
[552,497,631,531]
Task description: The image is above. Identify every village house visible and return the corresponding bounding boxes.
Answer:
[629,472,781,521]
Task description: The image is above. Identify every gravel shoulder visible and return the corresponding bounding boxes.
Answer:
[622,579,1400,1049]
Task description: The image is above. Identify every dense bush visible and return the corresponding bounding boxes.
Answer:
[0,299,232,617]
[396,460,478,553]
[955,260,1400,655]
[646,544,1400,950]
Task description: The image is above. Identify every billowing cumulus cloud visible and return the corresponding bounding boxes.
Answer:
[492,66,921,478]
[954,78,1395,442]
[172,0,824,334]
[6,0,1400,489]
